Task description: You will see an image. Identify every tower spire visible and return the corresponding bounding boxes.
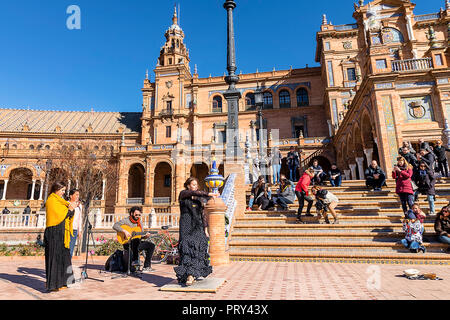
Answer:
[172,3,178,25]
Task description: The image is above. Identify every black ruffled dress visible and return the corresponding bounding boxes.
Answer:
[44,211,75,291]
[174,190,212,284]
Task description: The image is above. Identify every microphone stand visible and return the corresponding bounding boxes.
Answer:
[80,193,104,282]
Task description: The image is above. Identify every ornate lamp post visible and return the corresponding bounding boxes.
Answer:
[223,0,242,160]
[254,84,267,180]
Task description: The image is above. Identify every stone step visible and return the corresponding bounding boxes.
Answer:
[231,226,431,234]
[228,249,450,263]
[236,216,437,225]
[246,187,450,194]
[234,222,435,228]
[228,242,448,254]
[231,230,437,238]
[246,208,438,215]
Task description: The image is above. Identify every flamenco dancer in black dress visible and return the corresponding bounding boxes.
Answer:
[174,177,219,286]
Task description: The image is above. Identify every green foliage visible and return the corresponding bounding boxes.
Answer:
[94,235,123,256]
[0,242,44,256]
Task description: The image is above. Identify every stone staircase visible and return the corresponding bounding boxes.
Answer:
[228,178,450,265]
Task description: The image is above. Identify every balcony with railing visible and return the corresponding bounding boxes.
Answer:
[126,198,144,205]
[392,58,433,72]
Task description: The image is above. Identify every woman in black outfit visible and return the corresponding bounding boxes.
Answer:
[174,177,218,286]
[44,181,77,292]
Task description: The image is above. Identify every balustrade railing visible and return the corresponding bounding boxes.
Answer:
[126,198,144,205]
[153,197,171,204]
[392,58,433,72]
[0,211,180,230]
[414,13,440,22]
[0,214,42,229]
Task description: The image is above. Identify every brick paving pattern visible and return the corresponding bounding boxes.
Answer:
[0,257,449,300]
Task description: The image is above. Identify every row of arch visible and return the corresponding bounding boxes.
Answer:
[211,87,311,113]
[127,162,225,201]
[5,144,115,152]
[335,109,381,179]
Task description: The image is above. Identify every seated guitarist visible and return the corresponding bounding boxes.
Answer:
[112,206,155,273]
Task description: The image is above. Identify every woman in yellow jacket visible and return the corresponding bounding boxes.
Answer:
[44,181,78,292]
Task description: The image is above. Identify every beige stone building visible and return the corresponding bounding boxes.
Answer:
[0,0,449,216]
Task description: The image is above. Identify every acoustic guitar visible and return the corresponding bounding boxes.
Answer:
[117,224,148,245]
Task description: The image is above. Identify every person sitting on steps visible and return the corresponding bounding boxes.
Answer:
[272,176,296,211]
[365,160,386,191]
[310,159,327,186]
[434,206,450,253]
[401,209,426,254]
[246,175,274,211]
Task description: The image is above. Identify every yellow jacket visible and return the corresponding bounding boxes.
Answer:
[46,193,73,249]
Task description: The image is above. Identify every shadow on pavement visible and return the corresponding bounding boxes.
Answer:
[0,272,46,294]
[140,273,175,287]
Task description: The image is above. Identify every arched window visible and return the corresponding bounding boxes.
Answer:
[212,96,222,113]
[245,93,255,110]
[279,90,291,108]
[263,92,273,109]
[29,145,34,150]
[296,88,309,107]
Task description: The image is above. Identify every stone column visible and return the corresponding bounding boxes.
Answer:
[355,157,365,180]
[29,180,36,200]
[1,179,7,200]
[327,120,333,137]
[204,196,229,266]
[251,121,257,147]
[405,15,416,41]
[38,180,44,201]
[363,148,374,167]
[343,170,351,181]
[67,180,71,197]
[349,163,357,180]
[101,179,106,201]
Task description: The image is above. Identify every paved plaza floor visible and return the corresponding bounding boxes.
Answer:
[0,256,449,300]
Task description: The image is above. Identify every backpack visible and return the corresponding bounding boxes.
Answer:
[105,249,125,272]
[316,189,328,199]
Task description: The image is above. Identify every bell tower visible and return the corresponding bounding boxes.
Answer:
[142,5,193,146]
[157,5,190,71]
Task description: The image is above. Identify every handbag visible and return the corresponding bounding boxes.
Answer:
[410,180,418,191]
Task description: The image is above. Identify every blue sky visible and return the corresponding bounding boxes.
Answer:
[0,0,443,112]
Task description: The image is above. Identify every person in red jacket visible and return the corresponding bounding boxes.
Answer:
[392,156,415,214]
[295,168,315,222]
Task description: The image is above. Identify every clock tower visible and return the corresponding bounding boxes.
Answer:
[141,5,192,145]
